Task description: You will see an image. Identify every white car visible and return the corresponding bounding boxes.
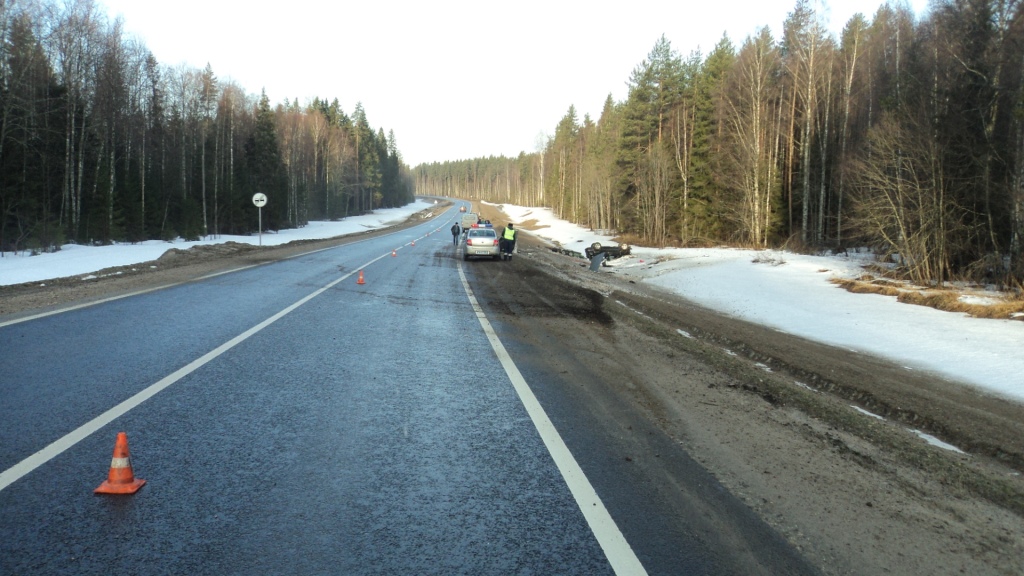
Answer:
[463,228,500,261]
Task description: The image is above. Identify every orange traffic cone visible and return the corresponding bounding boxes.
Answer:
[411,241,416,247]
[95,432,146,495]
[391,250,397,257]
[357,270,365,285]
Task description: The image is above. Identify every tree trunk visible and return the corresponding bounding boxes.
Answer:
[107,131,115,241]
[817,56,834,245]
[75,111,88,239]
[140,115,146,238]
[837,29,859,248]
[201,122,208,237]
[212,115,218,236]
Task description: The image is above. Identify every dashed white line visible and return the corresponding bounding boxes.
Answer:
[0,250,392,493]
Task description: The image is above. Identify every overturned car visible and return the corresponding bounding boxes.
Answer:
[584,241,631,261]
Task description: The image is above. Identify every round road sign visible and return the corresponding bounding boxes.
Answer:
[252,193,267,207]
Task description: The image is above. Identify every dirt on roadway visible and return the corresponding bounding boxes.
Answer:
[3,202,1023,575]
[473,203,1024,576]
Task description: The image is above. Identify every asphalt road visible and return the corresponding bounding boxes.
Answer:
[0,203,815,575]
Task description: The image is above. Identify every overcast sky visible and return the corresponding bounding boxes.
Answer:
[100,0,931,167]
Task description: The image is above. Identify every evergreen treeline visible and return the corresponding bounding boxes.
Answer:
[415,0,1024,286]
[1,0,414,255]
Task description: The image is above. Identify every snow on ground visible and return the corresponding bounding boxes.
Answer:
[1,198,1021,404]
[497,203,1024,404]
[0,200,436,286]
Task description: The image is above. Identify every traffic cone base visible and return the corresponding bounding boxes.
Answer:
[95,432,146,495]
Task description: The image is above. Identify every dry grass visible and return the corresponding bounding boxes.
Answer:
[899,290,1024,319]
[833,277,902,297]
[515,218,546,231]
[832,277,1024,320]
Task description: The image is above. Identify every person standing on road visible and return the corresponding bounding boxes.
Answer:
[501,223,517,261]
[451,223,460,246]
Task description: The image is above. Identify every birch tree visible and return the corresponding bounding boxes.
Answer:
[721,28,783,246]
[46,0,102,239]
[783,0,831,245]
[836,13,868,247]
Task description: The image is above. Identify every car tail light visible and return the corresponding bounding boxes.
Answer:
[493,238,499,245]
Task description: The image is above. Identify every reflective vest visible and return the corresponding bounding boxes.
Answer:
[503,227,516,241]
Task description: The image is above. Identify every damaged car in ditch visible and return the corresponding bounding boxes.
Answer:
[584,242,631,261]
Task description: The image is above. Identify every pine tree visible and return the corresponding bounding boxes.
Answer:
[616,35,687,241]
[688,35,736,241]
[244,90,285,231]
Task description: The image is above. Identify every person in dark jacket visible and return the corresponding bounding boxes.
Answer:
[500,223,517,261]
[451,223,460,246]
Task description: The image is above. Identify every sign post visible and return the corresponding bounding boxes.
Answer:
[252,193,267,246]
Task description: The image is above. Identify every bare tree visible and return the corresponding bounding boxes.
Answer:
[836,13,868,247]
[783,0,832,245]
[199,63,217,236]
[216,82,246,234]
[45,0,103,239]
[635,145,672,245]
[721,28,783,246]
[849,114,961,284]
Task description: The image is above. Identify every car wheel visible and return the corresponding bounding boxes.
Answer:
[463,252,469,261]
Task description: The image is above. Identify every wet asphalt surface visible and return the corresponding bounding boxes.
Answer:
[0,203,817,575]
[0,209,611,575]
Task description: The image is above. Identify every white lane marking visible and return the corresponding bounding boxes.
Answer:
[456,263,648,576]
[0,252,391,493]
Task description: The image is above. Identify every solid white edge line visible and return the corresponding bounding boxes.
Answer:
[456,262,648,576]
[0,250,392,493]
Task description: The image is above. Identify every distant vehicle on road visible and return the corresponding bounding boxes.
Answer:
[459,206,467,212]
[461,213,479,230]
[463,228,500,260]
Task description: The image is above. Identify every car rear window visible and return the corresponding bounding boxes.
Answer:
[468,229,496,238]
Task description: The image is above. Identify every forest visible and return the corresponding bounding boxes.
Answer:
[0,0,415,256]
[414,0,1024,287]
